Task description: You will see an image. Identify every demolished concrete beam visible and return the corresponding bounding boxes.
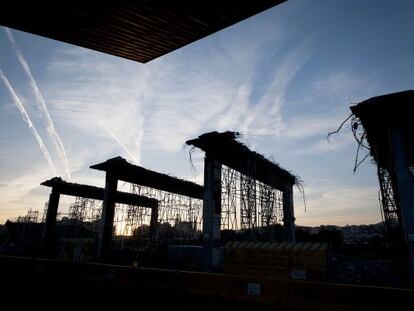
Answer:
[90,157,204,199]
[41,177,159,260]
[41,177,158,208]
[186,131,296,191]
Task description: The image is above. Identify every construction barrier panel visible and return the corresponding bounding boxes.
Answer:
[225,241,328,280]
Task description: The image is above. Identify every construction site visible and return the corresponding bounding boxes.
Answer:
[0,1,414,310]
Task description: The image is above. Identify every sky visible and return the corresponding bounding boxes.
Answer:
[0,0,413,226]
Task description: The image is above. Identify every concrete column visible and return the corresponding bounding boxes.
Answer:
[148,205,159,262]
[97,172,118,261]
[283,185,296,242]
[42,187,60,256]
[389,129,414,277]
[203,154,222,269]
[149,205,159,241]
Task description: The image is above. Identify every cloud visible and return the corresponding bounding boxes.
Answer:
[0,69,57,175]
[44,47,147,169]
[38,18,316,162]
[0,27,317,222]
[295,131,355,155]
[44,39,247,159]
[283,114,347,140]
[216,37,315,137]
[4,28,71,179]
[100,121,139,165]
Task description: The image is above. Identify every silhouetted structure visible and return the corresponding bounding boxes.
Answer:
[90,157,203,261]
[187,131,298,268]
[41,177,158,258]
[0,1,286,63]
[36,130,299,270]
[350,90,414,275]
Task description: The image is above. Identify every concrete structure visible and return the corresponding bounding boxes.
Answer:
[90,157,203,261]
[351,90,414,275]
[0,1,286,63]
[187,131,297,268]
[40,177,158,258]
[202,155,222,268]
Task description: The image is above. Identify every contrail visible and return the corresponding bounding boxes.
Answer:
[5,27,71,179]
[0,69,57,175]
[100,121,139,165]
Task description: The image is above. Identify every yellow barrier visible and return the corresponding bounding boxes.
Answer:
[225,241,328,279]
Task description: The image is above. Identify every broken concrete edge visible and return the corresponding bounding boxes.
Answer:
[40,176,159,209]
[350,90,414,171]
[186,131,299,187]
[90,156,204,199]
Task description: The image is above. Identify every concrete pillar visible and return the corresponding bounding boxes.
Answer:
[149,205,159,241]
[389,129,414,277]
[283,185,296,242]
[203,154,222,269]
[97,172,118,261]
[42,187,60,256]
[148,205,159,262]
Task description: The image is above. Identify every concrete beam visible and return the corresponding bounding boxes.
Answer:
[41,177,158,208]
[91,157,204,199]
[186,132,296,191]
[41,177,159,260]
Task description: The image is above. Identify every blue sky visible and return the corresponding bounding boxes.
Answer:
[1,0,413,226]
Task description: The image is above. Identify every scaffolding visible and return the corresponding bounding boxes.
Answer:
[117,184,202,241]
[17,209,39,223]
[377,167,402,240]
[350,90,414,277]
[187,131,297,269]
[221,165,283,232]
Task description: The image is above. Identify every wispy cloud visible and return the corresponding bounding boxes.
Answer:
[39,25,314,164]
[5,27,71,179]
[42,48,147,171]
[39,31,317,179]
[284,115,347,140]
[100,121,139,164]
[295,131,354,155]
[0,36,365,227]
[313,71,370,100]
[0,69,57,175]
[246,40,313,135]
[215,38,314,137]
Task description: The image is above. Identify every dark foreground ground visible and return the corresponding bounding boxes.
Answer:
[1,255,413,310]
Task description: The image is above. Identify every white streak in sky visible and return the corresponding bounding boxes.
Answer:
[100,121,139,165]
[5,27,71,179]
[0,69,57,175]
